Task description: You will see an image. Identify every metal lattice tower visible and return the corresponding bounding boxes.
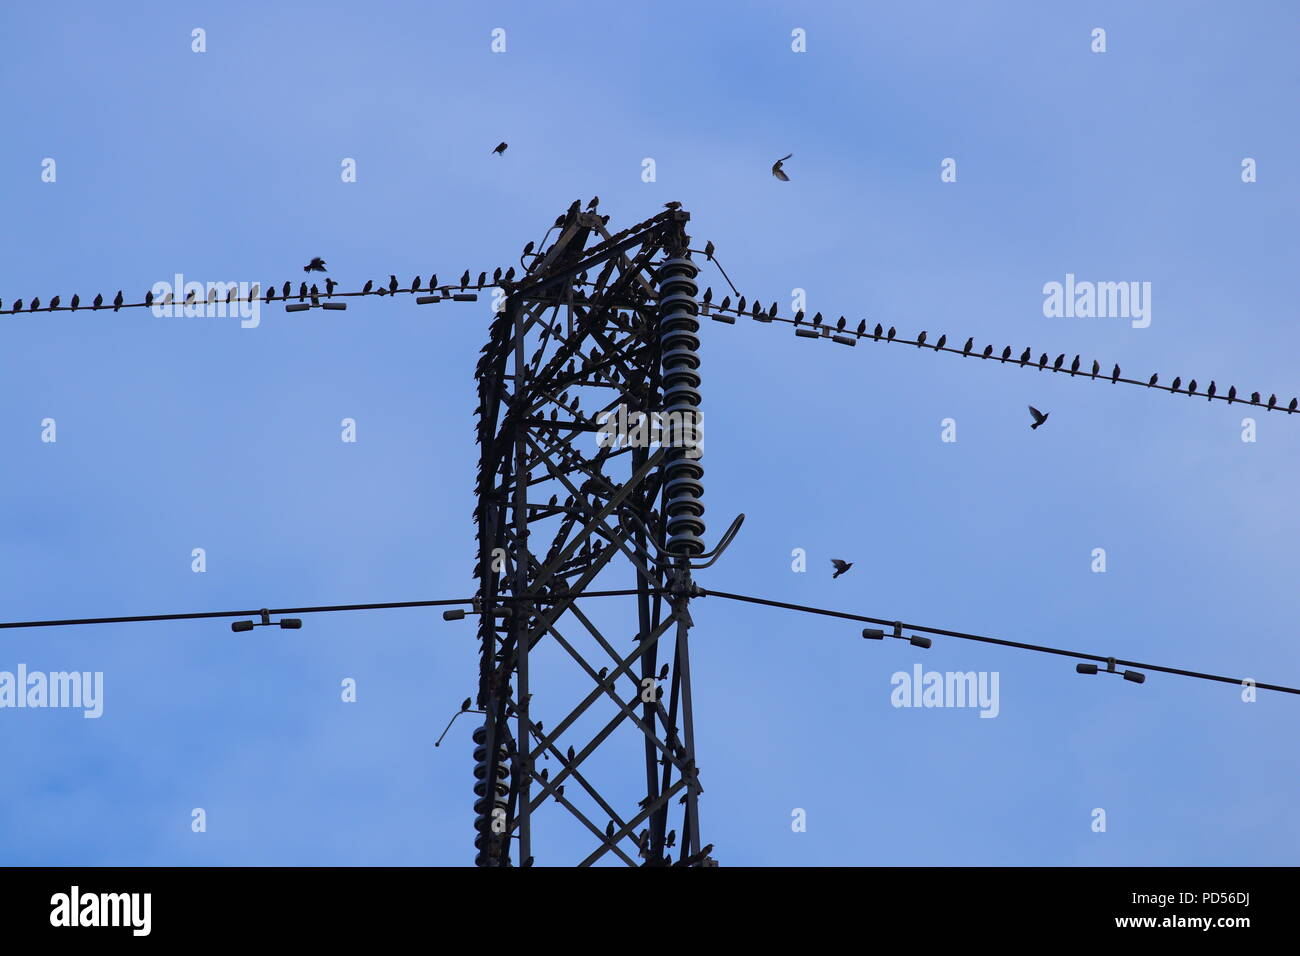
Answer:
[467,203,729,867]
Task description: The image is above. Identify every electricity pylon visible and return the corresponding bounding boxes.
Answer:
[464,203,734,866]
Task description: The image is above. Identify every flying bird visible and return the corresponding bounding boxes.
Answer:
[492,142,508,155]
[303,257,326,273]
[771,153,793,181]
[830,559,853,579]
[1028,406,1049,430]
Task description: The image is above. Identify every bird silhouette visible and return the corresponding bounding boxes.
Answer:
[1290,398,1298,413]
[963,337,974,355]
[1020,348,1032,365]
[935,334,946,350]
[113,291,123,312]
[704,240,715,260]
[1029,406,1049,430]
[30,297,39,311]
[460,697,471,711]
[664,201,682,209]
[70,294,79,311]
[873,323,883,339]
[362,280,373,294]
[388,275,399,294]
[282,281,291,298]
[1091,360,1100,379]
[916,330,926,348]
[1071,356,1081,374]
[830,559,853,579]
[325,278,337,296]
[658,663,669,680]
[771,153,793,181]
[1227,386,1237,404]
[1251,391,1260,405]
[1000,346,1011,362]
[1149,373,1158,386]
[1268,394,1277,408]
[886,327,896,340]
[1206,381,1216,401]
[982,344,993,359]
[1171,376,1181,392]
[857,319,867,336]
[50,295,60,309]
[1038,353,1048,370]
[304,257,326,273]
[605,821,615,838]
[1111,364,1121,384]
[492,142,508,155]
[1053,354,1064,371]
[460,270,470,287]
[1188,379,1198,396]
[586,196,599,210]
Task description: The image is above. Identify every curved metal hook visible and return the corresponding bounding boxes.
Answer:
[619,511,745,570]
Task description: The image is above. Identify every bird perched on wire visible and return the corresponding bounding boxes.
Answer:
[1028,406,1049,430]
[303,257,327,273]
[830,559,853,579]
[492,142,508,156]
[771,154,793,181]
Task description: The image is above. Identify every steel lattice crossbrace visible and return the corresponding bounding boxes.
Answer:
[468,204,718,867]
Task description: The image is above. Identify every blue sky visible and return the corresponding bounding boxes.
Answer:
[1,0,1297,865]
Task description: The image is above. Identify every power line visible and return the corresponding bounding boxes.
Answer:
[0,590,649,631]
[693,277,1299,416]
[699,588,1300,696]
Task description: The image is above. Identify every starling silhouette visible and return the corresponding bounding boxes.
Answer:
[1206,380,1216,401]
[1251,391,1260,405]
[1227,385,1237,404]
[362,279,373,294]
[325,278,337,296]
[1053,354,1064,371]
[886,326,896,340]
[1091,360,1100,378]
[704,240,715,259]
[873,323,883,339]
[1188,379,1197,396]
[30,297,40,311]
[1038,353,1048,370]
[304,257,327,273]
[282,281,291,298]
[1020,348,1032,365]
[664,201,682,209]
[606,821,615,838]
[460,697,471,711]
[1111,364,1121,383]
[1268,393,1276,408]
[830,558,853,579]
[50,295,60,309]
[113,291,123,311]
[1071,356,1081,374]
[916,330,926,348]
[1000,346,1011,362]
[71,294,80,311]
[142,292,151,307]
[460,270,470,288]
[935,334,946,350]
[1171,376,1181,392]
[963,337,974,355]
[298,282,308,301]
[388,274,399,294]
[93,293,103,309]
[1028,406,1049,430]
[981,344,992,358]
[1148,373,1158,386]
[492,142,508,155]
[658,663,669,680]
[586,196,599,210]
[1290,398,1298,413]
[857,319,867,336]
[771,153,793,181]
[566,746,575,762]
[477,271,486,286]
